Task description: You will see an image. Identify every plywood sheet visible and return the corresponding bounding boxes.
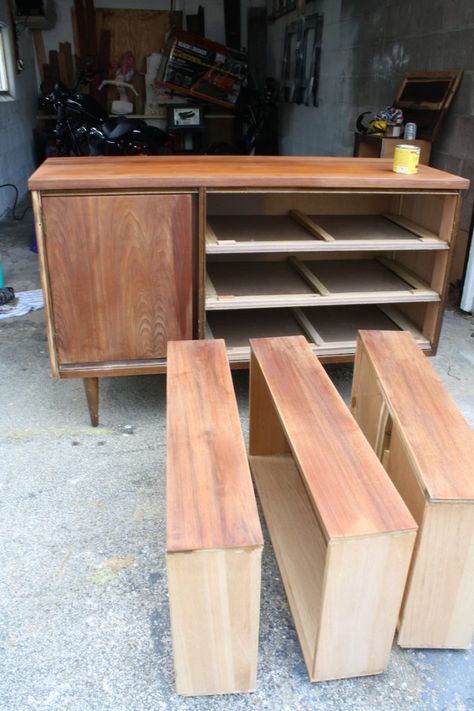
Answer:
[303,259,413,293]
[250,454,326,668]
[207,261,314,297]
[167,547,261,695]
[307,215,421,241]
[95,9,175,113]
[300,305,401,342]
[207,309,307,348]
[208,214,314,243]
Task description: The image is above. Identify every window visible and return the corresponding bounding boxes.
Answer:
[0,25,10,94]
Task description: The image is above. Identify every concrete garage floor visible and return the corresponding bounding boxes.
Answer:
[1,215,473,711]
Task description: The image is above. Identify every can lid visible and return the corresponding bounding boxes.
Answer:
[395,144,421,151]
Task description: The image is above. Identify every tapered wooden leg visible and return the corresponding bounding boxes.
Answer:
[83,377,99,427]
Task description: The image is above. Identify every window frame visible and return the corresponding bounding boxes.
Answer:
[0,26,9,94]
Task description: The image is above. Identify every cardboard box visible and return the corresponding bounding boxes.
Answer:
[158,31,247,109]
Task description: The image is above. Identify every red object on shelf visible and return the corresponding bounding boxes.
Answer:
[158,31,247,110]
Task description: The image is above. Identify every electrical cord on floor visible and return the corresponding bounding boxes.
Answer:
[0,183,32,220]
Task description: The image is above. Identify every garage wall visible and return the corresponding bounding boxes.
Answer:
[42,1,263,54]
[0,1,38,218]
[268,0,474,230]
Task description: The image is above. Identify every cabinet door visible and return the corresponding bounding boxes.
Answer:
[42,193,194,364]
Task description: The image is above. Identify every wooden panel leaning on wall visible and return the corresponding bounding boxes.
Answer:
[166,339,263,696]
[351,330,474,649]
[248,336,417,682]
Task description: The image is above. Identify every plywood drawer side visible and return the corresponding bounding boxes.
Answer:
[249,336,417,681]
[352,330,474,649]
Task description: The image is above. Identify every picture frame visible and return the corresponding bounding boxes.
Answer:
[168,105,204,130]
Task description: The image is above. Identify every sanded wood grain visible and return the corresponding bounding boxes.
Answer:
[249,337,416,681]
[167,547,262,695]
[167,339,262,695]
[249,336,416,539]
[28,156,470,191]
[397,502,474,649]
[42,194,193,365]
[313,530,415,681]
[251,454,413,680]
[166,339,263,552]
[352,330,474,649]
[357,330,474,501]
[250,455,326,670]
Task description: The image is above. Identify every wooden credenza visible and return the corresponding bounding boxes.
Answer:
[29,156,469,424]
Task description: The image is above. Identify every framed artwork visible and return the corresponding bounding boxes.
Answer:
[168,105,204,130]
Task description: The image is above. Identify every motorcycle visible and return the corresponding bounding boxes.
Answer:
[42,72,174,157]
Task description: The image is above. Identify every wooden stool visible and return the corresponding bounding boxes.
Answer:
[248,335,417,682]
[166,339,263,696]
[352,330,474,649]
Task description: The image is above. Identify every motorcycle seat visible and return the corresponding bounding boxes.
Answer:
[102,118,136,140]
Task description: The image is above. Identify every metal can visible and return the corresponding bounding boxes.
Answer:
[392,144,421,174]
[404,122,417,140]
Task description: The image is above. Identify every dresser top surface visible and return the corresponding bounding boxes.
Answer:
[29,156,470,191]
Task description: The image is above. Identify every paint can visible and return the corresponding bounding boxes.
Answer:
[392,144,421,174]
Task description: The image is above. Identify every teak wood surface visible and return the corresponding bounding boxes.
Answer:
[166,339,262,695]
[167,546,262,695]
[166,339,263,553]
[352,330,474,649]
[355,330,474,502]
[30,155,467,425]
[248,336,417,681]
[249,336,416,539]
[42,193,193,364]
[28,156,470,191]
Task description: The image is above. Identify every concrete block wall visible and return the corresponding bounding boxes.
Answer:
[267,0,474,231]
[0,2,38,218]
